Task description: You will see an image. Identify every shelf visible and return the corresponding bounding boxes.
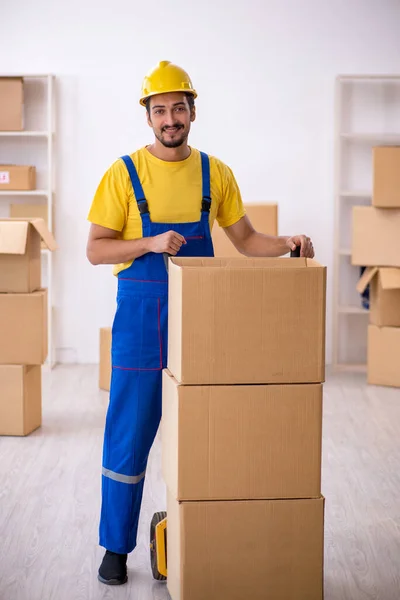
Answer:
[341,133,400,142]
[0,190,48,196]
[338,305,369,314]
[340,191,371,198]
[0,131,50,137]
[334,363,367,373]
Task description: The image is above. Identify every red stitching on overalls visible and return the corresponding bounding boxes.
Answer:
[118,278,167,284]
[158,298,163,369]
[112,365,162,371]
[185,236,204,240]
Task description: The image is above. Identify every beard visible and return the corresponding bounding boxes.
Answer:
[156,124,188,148]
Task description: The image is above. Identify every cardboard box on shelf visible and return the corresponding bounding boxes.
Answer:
[167,493,325,600]
[167,257,326,385]
[99,327,112,391]
[0,77,23,131]
[0,165,36,190]
[357,267,400,327]
[367,325,400,388]
[162,370,323,500]
[352,206,400,267]
[373,146,400,208]
[212,203,278,257]
[0,365,41,436]
[0,289,48,365]
[0,218,57,293]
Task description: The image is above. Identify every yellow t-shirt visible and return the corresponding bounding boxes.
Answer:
[87,146,246,275]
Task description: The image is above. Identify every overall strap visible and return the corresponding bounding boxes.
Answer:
[200,151,211,213]
[120,155,149,215]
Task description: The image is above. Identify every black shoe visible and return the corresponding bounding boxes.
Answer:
[98,550,128,585]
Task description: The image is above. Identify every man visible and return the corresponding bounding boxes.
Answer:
[86,60,315,586]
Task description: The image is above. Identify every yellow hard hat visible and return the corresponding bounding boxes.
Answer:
[140,60,197,106]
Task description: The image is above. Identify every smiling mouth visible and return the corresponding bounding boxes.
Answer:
[163,126,182,135]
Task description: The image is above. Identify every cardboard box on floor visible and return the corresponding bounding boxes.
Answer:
[167,492,325,600]
[167,257,326,385]
[0,165,36,190]
[212,203,278,257]
[357,267,400,327]
[352,207,400,267]
[0,218,57,293]
[0,77,23,131]
[0,289,48,364]
[162,370,322,501]
[368,325,400,388]
[99,327,111,391]
[0,366,41,436]
[373,147,400,208]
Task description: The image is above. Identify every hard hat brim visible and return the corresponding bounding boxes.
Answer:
[140,88,197,107]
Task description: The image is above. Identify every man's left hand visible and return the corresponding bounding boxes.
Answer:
[286,235,314,258]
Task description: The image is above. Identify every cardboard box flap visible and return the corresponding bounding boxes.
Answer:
[0,217,57,251]
[170,257,320,270]
[29,218,57,250]
[356,267,378,294]
[0,220,29,254]
[379,268,400,290]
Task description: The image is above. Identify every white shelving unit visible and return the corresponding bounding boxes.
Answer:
[332,74,400,372]
[0,74,56,368]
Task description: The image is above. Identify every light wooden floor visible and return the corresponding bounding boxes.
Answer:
[0,365,399,600]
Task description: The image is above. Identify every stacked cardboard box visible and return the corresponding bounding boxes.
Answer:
[162,256,327,600]
[0,77,23,131]
[0,218,57,436]
[212,203,278,257]
[352,147,400,387]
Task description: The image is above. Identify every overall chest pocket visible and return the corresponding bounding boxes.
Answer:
[111,295,164,370]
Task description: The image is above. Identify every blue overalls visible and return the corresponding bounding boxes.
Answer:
[99,151,214,554]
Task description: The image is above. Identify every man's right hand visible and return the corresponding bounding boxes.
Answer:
[149,230,186,255]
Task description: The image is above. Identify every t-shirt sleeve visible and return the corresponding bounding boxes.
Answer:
[87,159,129,232]
[215,161,246,228]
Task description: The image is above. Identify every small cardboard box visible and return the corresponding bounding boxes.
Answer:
[0,77,23,131]
[167,493,325,600]
[162,370,323,500]
[373,147,400,208]
[357,267,400,327]
[368,325,400,388]
[0,366,41,436]
[352,206,400,267]
[0,165,36,190]
[0,218,57,293]
[167,257,326,385]
[212,203,278,257]
[0,289,48,365]
[99,327,112,391]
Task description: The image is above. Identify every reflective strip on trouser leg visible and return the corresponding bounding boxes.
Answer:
[102,467,146,485]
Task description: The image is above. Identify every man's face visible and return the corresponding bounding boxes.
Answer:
[147,92,195,148]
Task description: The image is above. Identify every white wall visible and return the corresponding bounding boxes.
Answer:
[1,0,400,363]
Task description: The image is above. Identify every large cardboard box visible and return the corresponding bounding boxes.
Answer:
[162,370,322,500]
[0,289,47,364]
[99,327,112,391]
[0,366,41,436]
[357,267,400,327]
[0,165,36,190]
[167,257,326,385]
[212,203,278,257]
[0,77,23,131]
[167,493,325,600]
[352,206,400,267]
[373,146,400,208]
[368,325,400,387]
[0,218,57,293]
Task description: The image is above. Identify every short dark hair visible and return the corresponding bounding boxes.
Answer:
[145,92,195,115]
